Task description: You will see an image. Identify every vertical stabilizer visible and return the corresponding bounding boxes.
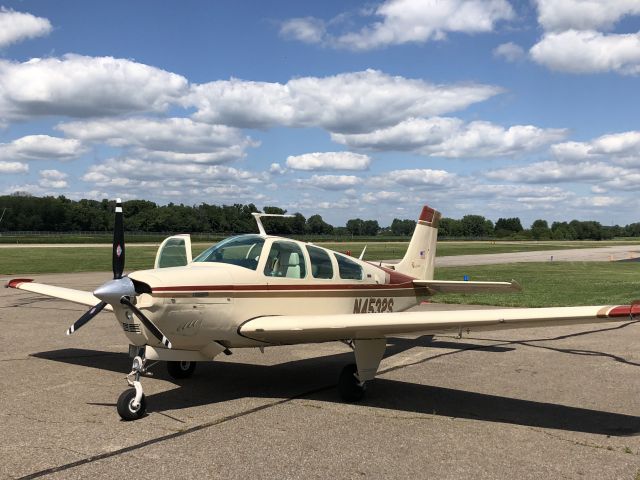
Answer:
[394,205,441,280]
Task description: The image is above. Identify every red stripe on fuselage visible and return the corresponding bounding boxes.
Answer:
[373,265,416,284]
[152,281,418,293]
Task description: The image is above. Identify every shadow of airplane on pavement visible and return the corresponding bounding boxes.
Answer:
[31,333,638,436]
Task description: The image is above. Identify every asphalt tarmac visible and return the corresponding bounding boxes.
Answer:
[436,245,640,267]
[1,270,640,479]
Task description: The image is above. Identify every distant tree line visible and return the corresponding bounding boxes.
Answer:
[0,194,638,240]
[439,215,634,240]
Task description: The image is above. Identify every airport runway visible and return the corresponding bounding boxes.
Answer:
[1,272,640,479]
[436,245,640,267]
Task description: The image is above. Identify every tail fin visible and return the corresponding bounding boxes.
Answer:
[394,205,441,280]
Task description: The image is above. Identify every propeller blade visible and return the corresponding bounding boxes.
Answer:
[112,198,125,280]
[120,297,172,349]
[66,301,107,335]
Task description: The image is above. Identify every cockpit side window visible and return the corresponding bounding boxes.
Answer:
[193,235,264,270]
[306,245,334,279]
[335,253,363,280]
[264,241,306,279]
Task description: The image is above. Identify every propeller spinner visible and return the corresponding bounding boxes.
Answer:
[65,199,171,348]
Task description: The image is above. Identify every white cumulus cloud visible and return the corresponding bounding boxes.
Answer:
[290,0,514,50]
[58,118,256,164]
[333,117,566,157]
[485,160,628,183]
[81,158,268,203]
[279,17,326,44]
[493,42,525,62]
[530,1,640,75]
[382,168,458,187]
[535,0,640,31]
[269,163,287,174]
[552,130,640,165]
[0,135,86,161]
[286,152,372,171]
[82,158,267,185]
[530,30,640,74]
[0,7,52,48]
[0,161,28,173]
[187,70,502,133]
[0,55,188,123]
[304,175,363,190]
[39,169,68,189]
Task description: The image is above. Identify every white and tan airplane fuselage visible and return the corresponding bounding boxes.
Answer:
[120,237,428,354]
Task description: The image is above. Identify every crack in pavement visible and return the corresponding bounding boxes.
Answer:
[529,426,638,457]
[16,384,335,480]
[455,320,640,368]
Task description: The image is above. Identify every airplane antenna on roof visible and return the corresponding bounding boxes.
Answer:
[252,212,295,236]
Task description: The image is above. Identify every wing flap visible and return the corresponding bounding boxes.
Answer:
[239,304,637,344]
[6,279,113,310]
[415,279,521,294]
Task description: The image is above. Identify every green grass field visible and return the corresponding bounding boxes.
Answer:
[432,262,640,307]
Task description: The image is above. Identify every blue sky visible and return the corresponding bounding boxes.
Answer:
[1,0,639,227]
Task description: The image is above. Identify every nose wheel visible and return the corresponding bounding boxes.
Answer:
[117,354,147,421]
[117,387,146,421]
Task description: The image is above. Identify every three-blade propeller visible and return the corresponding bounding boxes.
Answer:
[65,199,171,348]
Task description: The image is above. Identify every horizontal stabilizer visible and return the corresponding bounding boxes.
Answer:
[414,279,522,294]
[6,279,113,310]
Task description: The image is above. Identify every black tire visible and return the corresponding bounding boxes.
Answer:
[117,388,146,421]
[167,360,197,379]
[338,363,366,402]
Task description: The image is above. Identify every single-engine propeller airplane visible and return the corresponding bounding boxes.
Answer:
[6,200,639,420]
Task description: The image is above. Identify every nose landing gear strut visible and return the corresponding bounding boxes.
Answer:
[117,353,149,421]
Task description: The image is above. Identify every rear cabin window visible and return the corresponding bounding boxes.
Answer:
[264,241,306,279]
[306,245,333,279]
[335,254,363,280]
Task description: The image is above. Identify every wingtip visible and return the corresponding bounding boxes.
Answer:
[5,278,34,289]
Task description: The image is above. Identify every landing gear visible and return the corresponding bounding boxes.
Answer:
[338,338,387,404]
[117,354,147,421]
[338,363,365,402]
[117,388,146,421]
[167,360,197,379]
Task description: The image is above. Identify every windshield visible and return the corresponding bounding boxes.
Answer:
[193,235,265,270]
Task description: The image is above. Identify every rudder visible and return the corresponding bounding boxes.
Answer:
[394,205,441,280]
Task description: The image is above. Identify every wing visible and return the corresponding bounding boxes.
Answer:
[414,279,521,293]
[238,304,638,344]
[5,279,113,311]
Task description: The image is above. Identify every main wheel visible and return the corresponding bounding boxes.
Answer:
[338,363,366,402]
[117,388,146,421]
[167,360,197,379]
